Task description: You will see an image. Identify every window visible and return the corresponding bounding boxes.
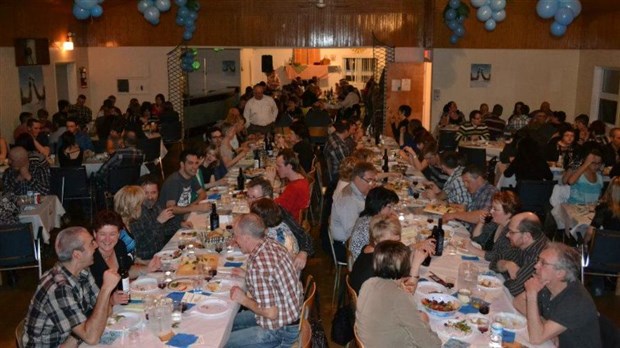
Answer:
[592,67,620,126]
[343,58,375,88]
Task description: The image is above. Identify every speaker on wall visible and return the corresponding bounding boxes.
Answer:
[261,55,273,73]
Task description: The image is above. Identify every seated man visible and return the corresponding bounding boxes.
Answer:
[503,212,549,299]
[23,226,120,347]
[2,146,50,195]
[95,130,144,189]
[455,110,490,142]
[158,149,211,226]
[65,117,95,152]
[330,161,377,262]
[246,177,314,270]
[443,164,498,248]
[27,118,51,157]
[265,148,310,222]
[518,242,601,347]
[424,151,471,205]
[226,213,303,347]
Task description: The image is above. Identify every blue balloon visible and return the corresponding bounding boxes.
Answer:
[155,0,171,12]
[457,16,465,24]
[191,2,200,11]
[178,6,189,18]
[477,5,492,22]
[471,0,487,8]
[560,0,581,17]
[90,5,103,17]
[447,20,459,31]
[554,7,574,25]
[176,16,186,26]
[450,34,459,44]
[449,0,460,9]
[175,0,187,6]
[454,25,465,37]
[137,0,150,13]
[188,11,197,21]
[492,9,506,22]
[536,0,559,19]
[445,9,457,21]
[183,31,193,41]
[489,0,505,11]
[144,6,160,21]
[149,17,160,25]
[73,4,91,20]
[76,0,97,10]
[484,19,497,31]
[185,24,196,33]
[550,21,567,37]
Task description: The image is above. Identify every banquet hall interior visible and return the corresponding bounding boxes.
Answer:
[1,0,620,346]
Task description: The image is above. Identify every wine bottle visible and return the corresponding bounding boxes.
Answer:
[210,203,220,231]
[435,218,444,256]
[237,168,245,191]
[382,149,389,183]
[265,133,273,156]
[253,149,261,169]
[118,258,130,305]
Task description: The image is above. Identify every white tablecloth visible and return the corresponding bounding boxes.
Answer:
[18,195,65,244]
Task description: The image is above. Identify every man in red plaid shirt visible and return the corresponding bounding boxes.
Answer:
[226,213,304,347]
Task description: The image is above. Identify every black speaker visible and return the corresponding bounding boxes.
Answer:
[261,55,273,73]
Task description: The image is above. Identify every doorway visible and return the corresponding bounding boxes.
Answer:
[55,62,77,102]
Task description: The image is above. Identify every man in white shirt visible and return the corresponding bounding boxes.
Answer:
[243,85,278,134]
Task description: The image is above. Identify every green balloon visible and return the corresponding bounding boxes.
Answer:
[191,48,198,56]
[192,61,201,70]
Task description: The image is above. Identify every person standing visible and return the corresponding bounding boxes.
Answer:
[243,85,278,135]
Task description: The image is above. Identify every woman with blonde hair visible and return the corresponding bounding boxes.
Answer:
[225,107,249,148]
[199,144,228,190]
[220,121,249,168]
[333,156,359,200]
[587,176,620,243]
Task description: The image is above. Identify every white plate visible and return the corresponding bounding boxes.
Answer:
[106,312,142,332]
[167,278,196,292]
[204,279,233,294]
[157,249,183,262]
[415,281,448,296]
[477,275,503,291]
[438,318,475,339]
[130,278,159,294]
[195,298,229,317]
[493,312,526,331]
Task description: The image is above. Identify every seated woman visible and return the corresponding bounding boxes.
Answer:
[287,121,314,173]
[587,176,620,243]
[504,136,553,182]
[546,126,579,169]
[563,149,604,205]
[390,105,414,148]
[349,186,399,262]
[57,131,83,167]
[333,156,359,201]
[466,191,521,269]
[199,144,228,190]
[220,121,249,168]
[356,239,441,348]
[225,107,249,149]
[250,198,299,255]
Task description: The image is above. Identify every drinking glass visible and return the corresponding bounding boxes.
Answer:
[172,300,183,323]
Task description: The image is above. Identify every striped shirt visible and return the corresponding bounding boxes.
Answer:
[455,122,490,142]
[246,238,303,330]
[505,235,549,297]
[485,225,521,272]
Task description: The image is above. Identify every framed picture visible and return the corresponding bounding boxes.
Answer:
[14,38,50,66]
[470,63,491,88]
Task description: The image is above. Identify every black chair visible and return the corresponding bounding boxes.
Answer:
[138,137,164,179]
[50,166,94,223]
[0,223,42,285]
[515,180,557,222]
[103,157,144,209]
[458,146,487,168]
[582,229,620,283]
[438,130,458,152]
[160,121,183,150]
[599,313,620,348]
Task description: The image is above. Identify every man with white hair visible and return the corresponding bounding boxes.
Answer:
[23,226,120,347]
[243,85,278,134]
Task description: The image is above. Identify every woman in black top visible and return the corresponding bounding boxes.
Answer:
[288,121,314,173]
[504,136,553,182]
[57,131,83,167]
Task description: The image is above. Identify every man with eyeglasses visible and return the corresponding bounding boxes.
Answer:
[330,161,377,262]
[517,242,601,348]
[501,212,548,299]
[23,227,122,347]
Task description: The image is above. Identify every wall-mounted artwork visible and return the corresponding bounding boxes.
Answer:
[222,60,236,73]
[19,66,46,113]
[470,63,491,88]
[14,38,50,66]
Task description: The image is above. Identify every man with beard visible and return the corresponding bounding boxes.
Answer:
[130,175,191,257]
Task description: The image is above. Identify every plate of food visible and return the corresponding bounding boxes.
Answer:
[176,253,219,276]
[424,203,463,216]
[493,312,526,332]
[439,318,474,339]
[157,249,183,262]
[130,278,159,294]
[195,298,230,317]
[244,168,266,178]
[167,278,196,292]
[421,294,462,318]
[106,312,143,332]
[416,281,449,296]
[205,279,233,294]
[478,275,503,291]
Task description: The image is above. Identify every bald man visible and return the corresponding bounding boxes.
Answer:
[2,146,50,195]
[243,85,278,135]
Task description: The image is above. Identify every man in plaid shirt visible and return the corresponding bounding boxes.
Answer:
[226,213,303,347]
[23,227,121,347]
[424,151,471,205]
[443,164,498,248]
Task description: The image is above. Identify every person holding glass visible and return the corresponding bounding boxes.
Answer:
[563,149,604,205]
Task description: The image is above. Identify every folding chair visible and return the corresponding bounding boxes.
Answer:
[458,146,487,168]
[139,136,164,179]
[328,229,348,306]
[438,130,458,152]
[0,223,42,286]
[298,277,316,348]
[50,166,94,223]
[581,229,620,295]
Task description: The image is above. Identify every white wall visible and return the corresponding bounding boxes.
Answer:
[431,49,581,130]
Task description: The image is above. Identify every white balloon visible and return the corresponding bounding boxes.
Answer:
[489,0,505,11]
[471,0,488,8]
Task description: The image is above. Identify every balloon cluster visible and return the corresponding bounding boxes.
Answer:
[470,0,507,32]
[72,0,104,20]
[443,0,470,44]
[175,0,201,41]
[137,0,172,25]
[180,48,200,72]
[536,0,582,37]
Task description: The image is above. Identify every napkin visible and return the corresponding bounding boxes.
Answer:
[224,261,243,267]
[458,304,481,314]
[207,193,222,200]
[167,333,198,347]
[99,331,121,345]
[443,338,470,348]
[461,255,480,261]
[166,291,210,309]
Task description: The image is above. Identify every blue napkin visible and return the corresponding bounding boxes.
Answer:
[99,331,121,345]
[167,333,199,347]
[502,330,516,343]
[461,255,480,261]
[458,304,480,314]
[207,193,222,200]
[166,291,210,309]
[443,338,470,348]
[224,261,243,267]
